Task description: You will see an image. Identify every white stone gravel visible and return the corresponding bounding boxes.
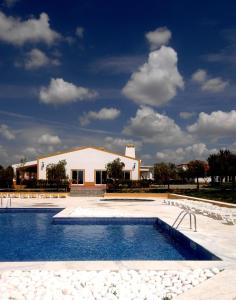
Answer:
[0,268,222,300]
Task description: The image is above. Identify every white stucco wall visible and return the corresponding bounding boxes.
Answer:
[37,147,140,183]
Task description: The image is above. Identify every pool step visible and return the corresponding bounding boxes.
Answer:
[70,185,106,197]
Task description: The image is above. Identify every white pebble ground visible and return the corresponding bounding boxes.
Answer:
[0,268,221,300]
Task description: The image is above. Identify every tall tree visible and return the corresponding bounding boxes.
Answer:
[4,166,14,188]
[0,166,14,188]
[218,149,231,184]
[154,162,177,190]
[188,160,206,190]
[207,153,219,184]
[228,153,236,189]
[208,149,234,186]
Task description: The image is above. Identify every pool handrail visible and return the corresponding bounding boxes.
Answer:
[172,209,197,232]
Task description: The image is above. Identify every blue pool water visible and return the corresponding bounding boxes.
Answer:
[0,209,217,261]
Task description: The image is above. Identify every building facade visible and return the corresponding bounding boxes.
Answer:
[13,145,141,186]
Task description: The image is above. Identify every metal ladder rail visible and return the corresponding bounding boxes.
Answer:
[172,209,197,232]
[172,210,187,227]
[0,197,11,208]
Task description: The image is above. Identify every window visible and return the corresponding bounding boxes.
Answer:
[72,170,84,184]
[123,171,131,180]
[95,170,107,184]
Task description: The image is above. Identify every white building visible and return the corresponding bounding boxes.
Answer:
[140,165,154,180]
[13,145,141,186]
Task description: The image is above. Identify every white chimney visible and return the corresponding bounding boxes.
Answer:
[125,144,135,158]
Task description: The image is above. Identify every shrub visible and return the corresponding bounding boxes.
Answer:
[0,166,14,188]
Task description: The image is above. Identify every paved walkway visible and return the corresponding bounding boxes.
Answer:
[0,195,236,299]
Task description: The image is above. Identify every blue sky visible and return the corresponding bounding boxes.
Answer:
[0,0,236,166]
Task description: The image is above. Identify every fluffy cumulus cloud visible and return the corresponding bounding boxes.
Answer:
[145,27,172,50]
[38,133,61,145]
[8,123,67,162]
[187,110,236,138]
[201,78,229,93]
[0,124,15,140]
[123,106,191,146]
[76,26,84,38]
[22,48,60,70]
[191,69,228,93]
[156,143,217,164]
[0,11,61,46]
[122,46,184,107]
[191,69,207,83]
[104,136,142,152]
[80,107,120,126]
[39,78,98,105]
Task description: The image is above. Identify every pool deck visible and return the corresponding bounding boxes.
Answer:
[0,195,236,299]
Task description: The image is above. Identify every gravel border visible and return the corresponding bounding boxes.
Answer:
[0,268,222,300]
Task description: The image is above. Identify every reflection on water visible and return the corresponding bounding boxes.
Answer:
[0,212,205,261]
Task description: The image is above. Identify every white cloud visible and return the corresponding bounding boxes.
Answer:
[80,107,120,126]
[38,133,61,145]
[39,78,98,105]
[104,136,142,152]
[0,124,15,140]
[179,112,195,120]
[76,26,84,38]
[145,27,171,50]
[187,110,236,138]
[191,69,207,83]
[191,69,229,93]
[24,147,39,158]
[141,153,152,161]
[201,78,229,92]
[156,143,217,164]
[123,106,191,146]
[22,48,60,70]
[0,11,61,46]
[122,46,184,107]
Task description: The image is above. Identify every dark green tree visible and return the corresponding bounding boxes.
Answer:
[154,162,177,190]
[218,149,231,184]
[177,167,188,184]
[207,153,219,184]
[0,165,14,188]
[187,160,206,190]
[207,149,236,186]
[106,158,125,182]
[228,153,236,189]
[4,166,14,188]
[46,160,67,183]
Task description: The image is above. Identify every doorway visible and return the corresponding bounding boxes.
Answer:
[71,170,84,185]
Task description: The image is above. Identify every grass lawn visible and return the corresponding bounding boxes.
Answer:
[177,189,236,204]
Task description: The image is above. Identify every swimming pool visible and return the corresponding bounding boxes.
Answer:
[0,209,219,261]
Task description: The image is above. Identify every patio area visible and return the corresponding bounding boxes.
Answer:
[0,194,236,299]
